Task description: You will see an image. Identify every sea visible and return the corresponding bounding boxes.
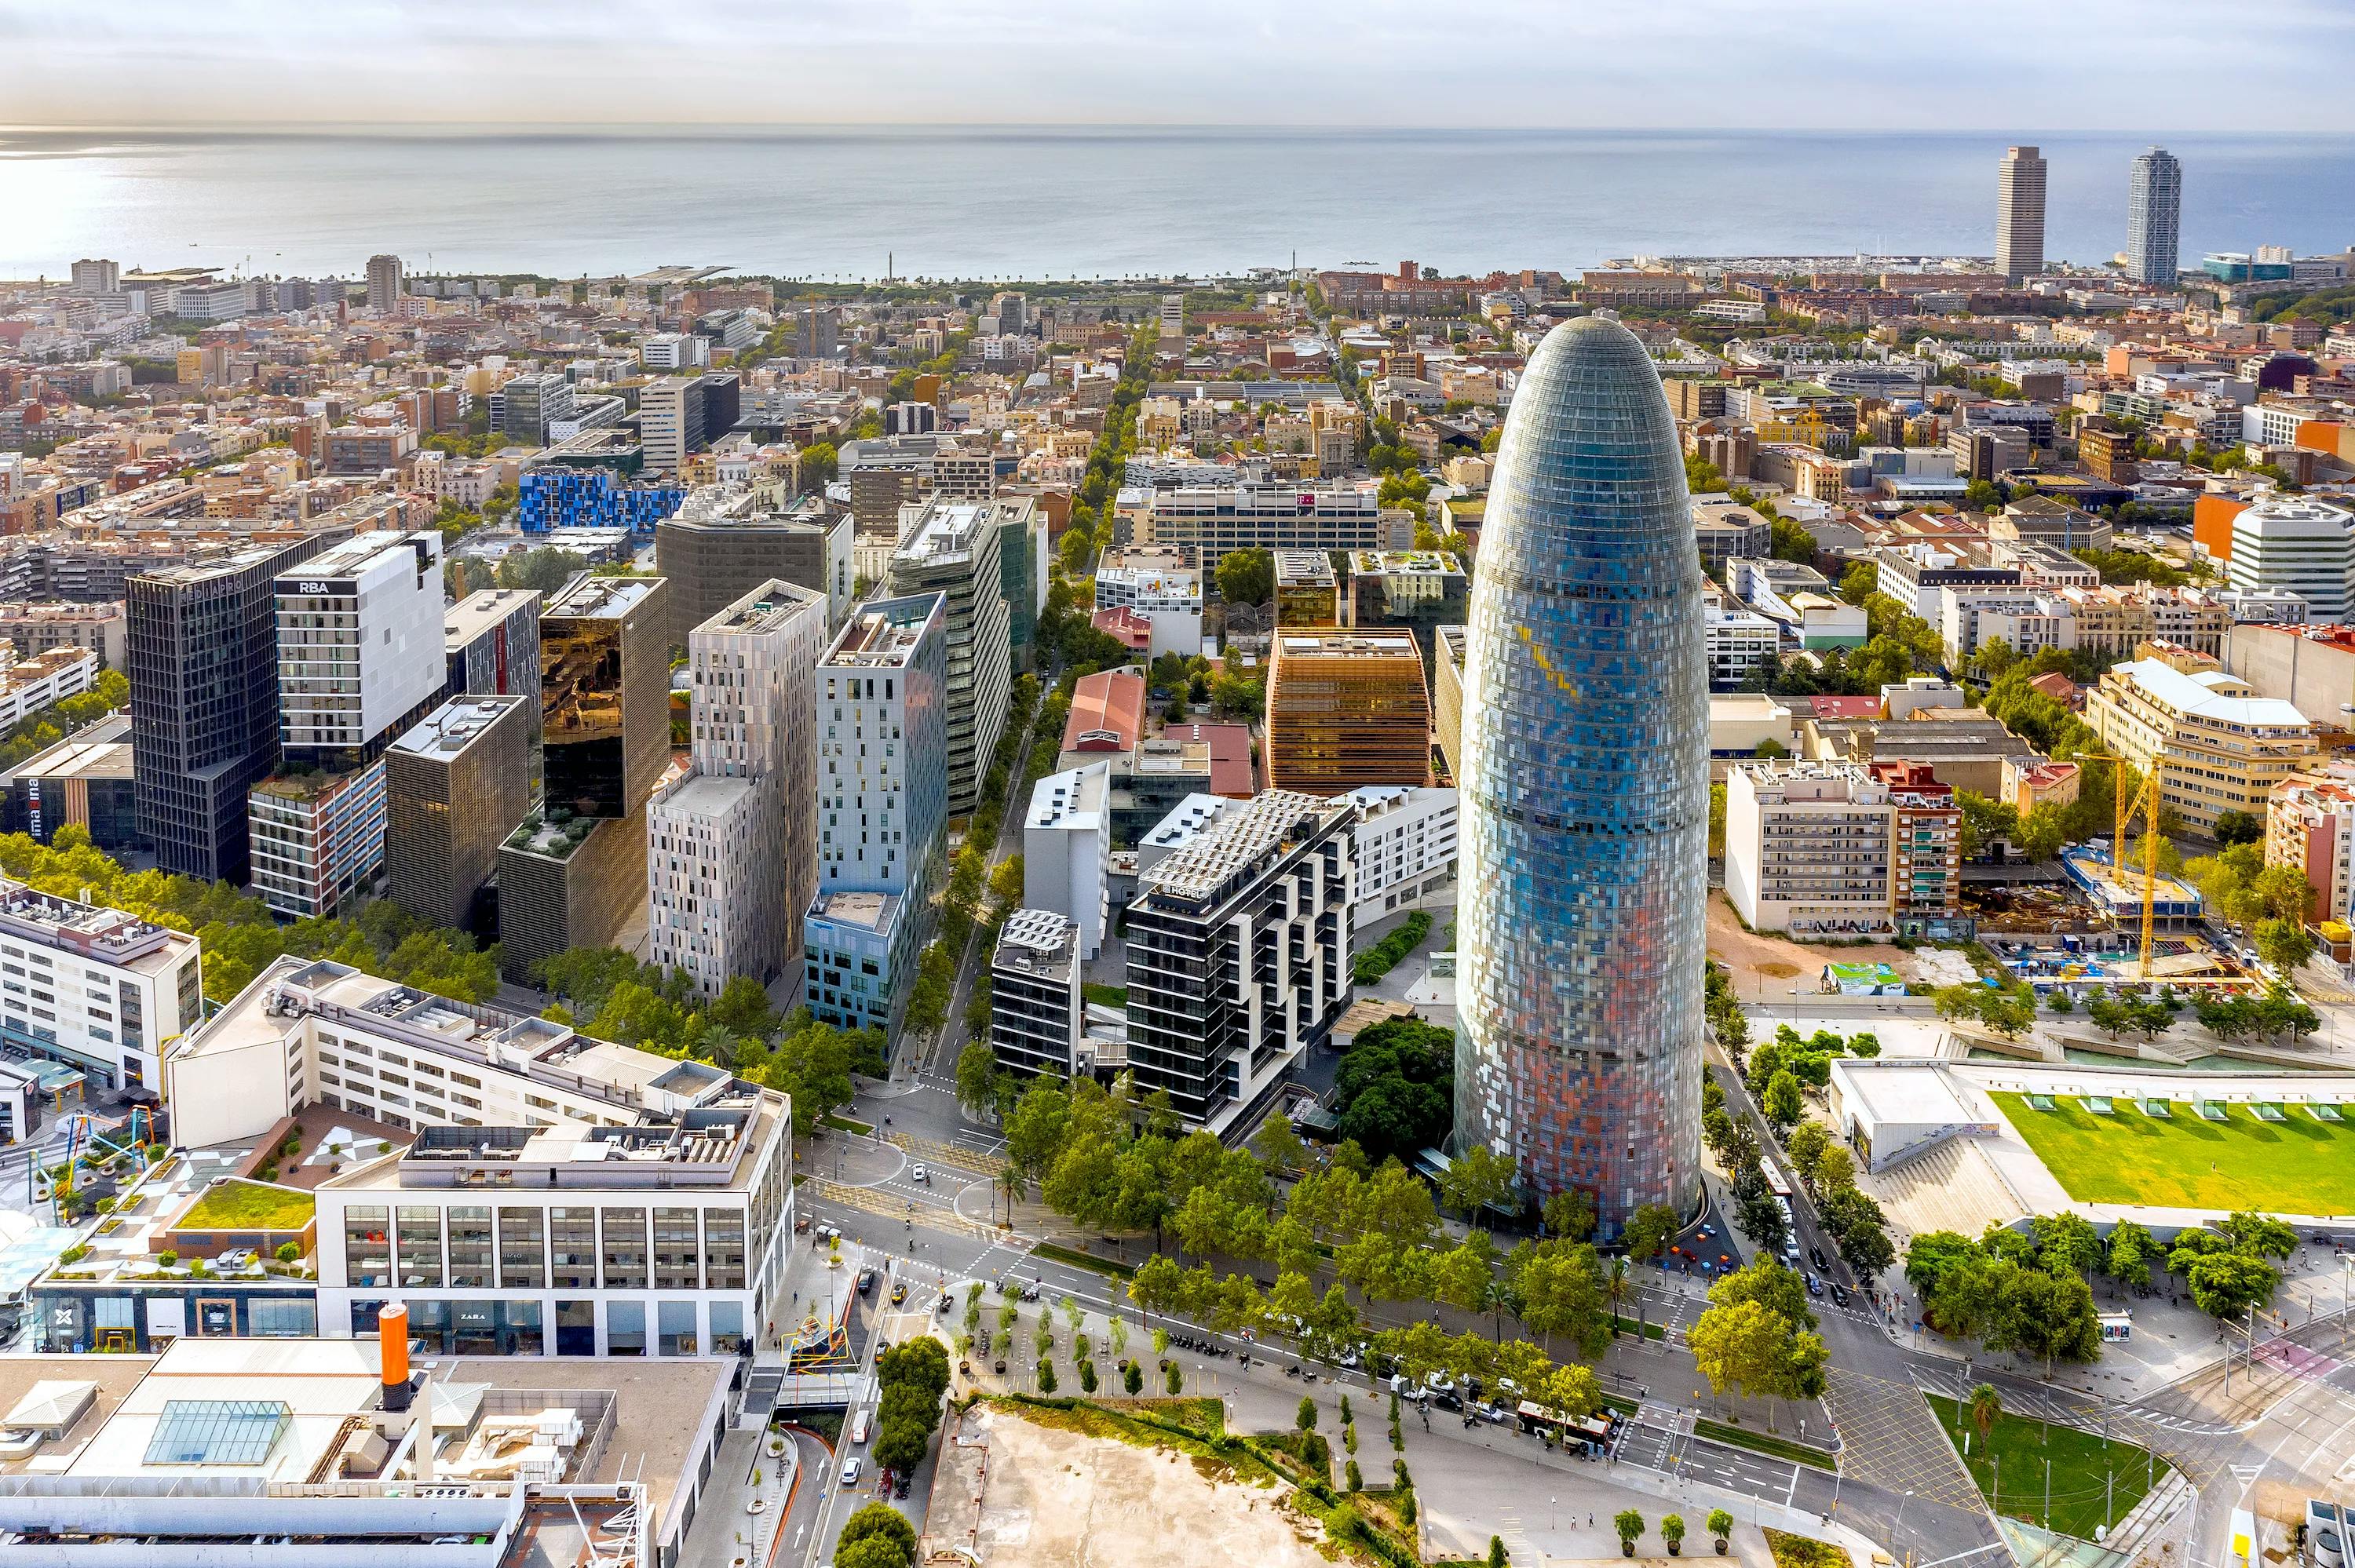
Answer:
[3,125,2353,283]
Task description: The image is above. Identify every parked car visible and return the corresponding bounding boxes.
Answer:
[838,1457,864,1488]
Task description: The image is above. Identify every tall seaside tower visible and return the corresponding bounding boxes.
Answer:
[2128,147,2182,286]
[1453,313,1707,1231]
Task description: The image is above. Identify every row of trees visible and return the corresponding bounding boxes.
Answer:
[1686,1260,1827,1431]
[0,826,499,1008]
[0,666,128,775]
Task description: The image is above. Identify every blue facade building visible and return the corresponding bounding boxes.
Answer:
[517,469,688,534]
[1454,315,1708,1231]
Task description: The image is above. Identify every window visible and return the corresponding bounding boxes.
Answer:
[499,1205,544,1281]
[342,1206,390,1288]
[653,1208,699,1290]
[396,1207,443,1288]
[703,1208,746,1291]
[248,1297,316,1337]
[448,1206,493,1288]
[548,1209,594,1289]
[601,1208,647,1290]
[606,1299,646,1357]
[658,1298,699,1356]
[709,1300,747,1355]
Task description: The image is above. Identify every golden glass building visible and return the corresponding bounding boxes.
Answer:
[1262,630,1431,797]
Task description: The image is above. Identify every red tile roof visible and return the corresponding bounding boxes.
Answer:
[1062,670,1145,754]
[1172,722,1256,797]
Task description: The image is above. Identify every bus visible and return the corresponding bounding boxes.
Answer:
[1762,1162,1795,1201]
[1516,1402,1616,1452]
[849,1407,872,1446]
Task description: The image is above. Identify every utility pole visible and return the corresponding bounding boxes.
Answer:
[2046,1457,2052,1527]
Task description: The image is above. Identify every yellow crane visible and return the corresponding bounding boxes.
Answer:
[2074,751,2163,981]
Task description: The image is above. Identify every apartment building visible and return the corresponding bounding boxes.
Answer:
[0,600,126,666]
[384,695,533,937]
[247,532,448,920]
[1263,630,1431,795]
[2086,658,2326,834]
[655,485,853,645]
[805,594,948,1041]
[1874,760,1962,923]
[498,805,649,984]
[1704,588,1783,691]
[1723,762,1898,937]
[1343,785,1459,924]
[645,582,828,996]
[1274,550,1340,625]
[0,645,95,729]
[0,880,203,1105]
[1343,551,1469,672]
[130,534,341,884]
[1692,501,1774,571]
[639,372,741,477]
[988,907,1090,1088]
[162,956,794,1359]
[885,500,1010,815]
[1122,791,1354,1137]
[2267,764,2355,933]
[1024,760,1112,961]
[1137,482,1387,562]
[1093,560,1203,658]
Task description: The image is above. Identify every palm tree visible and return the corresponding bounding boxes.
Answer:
[1968,1383,2003,1454]
[1605,1258,1632,1338]
[997,1161,1024,1227]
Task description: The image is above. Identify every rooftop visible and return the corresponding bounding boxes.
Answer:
[543,574,659,621]
[807,888,897,934]
[390,695,529,760]
[1062,669,1145,753]
[1346,549,1466,578]
[894,499,993,563]
[820,593,940,670]
[1140,789,1347,907]
[2107,658,2315,730]
[696,579,826,639]
[995,909,1079,983]
[0,878,188,973]
[1272,630,1420,660]
[444,588,539,649]
[1028,760,1110,831]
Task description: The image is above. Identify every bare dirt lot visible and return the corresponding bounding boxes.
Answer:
[927,1402,1338,1568]
[1706,892,1913,994]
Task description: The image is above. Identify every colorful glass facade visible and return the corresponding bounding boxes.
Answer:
[1455,315,1707,1231]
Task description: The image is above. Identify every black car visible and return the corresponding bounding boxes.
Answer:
[1433,1390,1463,1413]
[856,1268,877,1296]
[1809,1246,1829,1272]
[1829,1282,1851,1307]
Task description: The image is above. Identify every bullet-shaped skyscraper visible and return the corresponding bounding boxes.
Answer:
[1454,314,1707,1232]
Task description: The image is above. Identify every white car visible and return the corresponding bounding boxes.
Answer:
[911,1164,929,1184]
[838,1457,863,1488]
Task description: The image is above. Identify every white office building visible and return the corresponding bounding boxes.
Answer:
[2227,498,2355,622]
[0,881,203,1108]
[1724,762,1897,937]
[645,581,828,996]
[162,956,795,1358]
[1343,785,1459,925]
[1024,761,1112,961]
[1703,588,1784,690]
[641,332,710,371]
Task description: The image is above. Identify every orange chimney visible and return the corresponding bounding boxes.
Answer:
[378,1304,412,1409]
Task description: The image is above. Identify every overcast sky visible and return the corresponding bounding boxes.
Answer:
[4,0,2350,130]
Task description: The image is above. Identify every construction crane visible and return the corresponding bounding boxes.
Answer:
[2076,751,2163,981]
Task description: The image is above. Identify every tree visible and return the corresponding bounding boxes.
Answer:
[1489,1535,1511,1568]
[1688,1299,1786,1406]
[2105,1220,2156,1293]
[1298,1395,1320,1431]
[1762,1070,1805,1133]
[838,1504,918,1568]
[2212,808,2264,847]
[1968,1383,2003,1448]
[1662,1515,1688,1555]
[955,1041,999,1118]
[1215,548,1274,608]
[1616,1511,1648,1554]
[1624,1202,1679,1265]
[1439,1145,1520,1216]
[1543,1187,1598,1242]
[838,1541,913,1568]
[2255,917,2316,975]
[1707,1510,1736,1551]
[1784,1121,1831,1184]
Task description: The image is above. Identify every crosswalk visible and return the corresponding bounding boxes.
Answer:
[887,1131,998,1176]
[812,1177,999,1238]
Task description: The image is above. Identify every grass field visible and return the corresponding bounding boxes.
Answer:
[1989,1091,2355,1214]
[1926,1394,2167,1540]
[177,1177,315,1233]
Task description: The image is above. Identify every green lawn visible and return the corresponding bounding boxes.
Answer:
[1083,983,1129,1009]
[1989,1091,2355,1214]
[177,1178,314,1233]
[1926,1394,2168,1540]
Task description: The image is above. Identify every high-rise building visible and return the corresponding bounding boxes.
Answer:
[2127,147,2183,286]
[988,908,1090,1088]
[797,304,841,359]
[539,574,671,820]
[656,486,854,646]
[2224,498,2355,620]
[640,371,741,476]
[1263,630,1431,796]
[0,881,203,1109]
[246,532,449,920]
[1123,791,1353,1136]
[1454,315,1707,1229]
[445,587,543,702]
[365,253,404,312]
[1996,145,2049,283]
[805,594,948,1041]
[128,534,340,884]
[646,581,828,996]
[384,694,532,936]
[885,499,1011,815]
[496,372,574,444]
[992,498,1050,674]
[69,258,119,296]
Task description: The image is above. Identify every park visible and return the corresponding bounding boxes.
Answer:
[1989,1091,2355,1214]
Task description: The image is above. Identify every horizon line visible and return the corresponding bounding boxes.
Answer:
[1,119,2329,139]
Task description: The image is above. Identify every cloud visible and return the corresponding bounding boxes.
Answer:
[1,0,2349,129]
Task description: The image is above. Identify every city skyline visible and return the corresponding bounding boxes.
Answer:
[4,0,2350,131]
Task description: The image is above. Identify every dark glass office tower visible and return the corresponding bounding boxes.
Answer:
[127,533,340,884]
[539,574,670,820]
[1454,315,1707,1232]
